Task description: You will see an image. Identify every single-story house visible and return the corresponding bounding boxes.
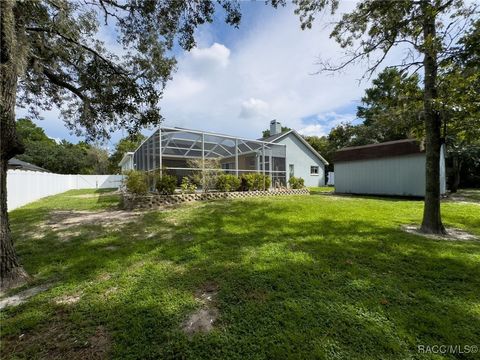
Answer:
[8,158,50,172]
[261,120,329,187]
[333,139,446,197]
[118,152,134,172]
[121,120,328,188]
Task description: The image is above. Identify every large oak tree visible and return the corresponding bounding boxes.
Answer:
[0,0,241,290]
[274,0,478,234]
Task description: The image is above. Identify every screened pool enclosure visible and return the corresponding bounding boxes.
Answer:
[132,127,287,188]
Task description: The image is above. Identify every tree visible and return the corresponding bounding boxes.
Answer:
[277,0,478,234]
[357,68,423,142]
[108,134,146,174]
[1,0,241,290]
[439,19,480,191]
[15,118,57,168]
[262,126,291,138]
[85,145,110,175]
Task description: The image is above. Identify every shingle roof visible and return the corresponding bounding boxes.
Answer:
[261,130,329,165]
[258,131,289,143]
[334,139,424,163]
[8,158,51,172]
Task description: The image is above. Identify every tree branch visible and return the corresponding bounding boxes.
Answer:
[42,68,86,100]
[25,26,127,75]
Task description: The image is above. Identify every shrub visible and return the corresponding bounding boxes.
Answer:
[187,158,222,192]
[240,173,271,191]
[180,177,197,194]
[125,170,148,195]
[155,174,177,195]
[216,174,241,192]
[288,176,305,189]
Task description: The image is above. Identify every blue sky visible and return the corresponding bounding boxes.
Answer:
[17,1,397,149]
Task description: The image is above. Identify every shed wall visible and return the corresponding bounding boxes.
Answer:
[335,154,427,196]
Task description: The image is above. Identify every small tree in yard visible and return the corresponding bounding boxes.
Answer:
[272,0,478,234]
[187,158,222,193]
[0,0,241,290]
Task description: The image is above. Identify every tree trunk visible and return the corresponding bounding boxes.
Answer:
[420,1,446,234]
[1,0,29,291]
[450,155,461,193]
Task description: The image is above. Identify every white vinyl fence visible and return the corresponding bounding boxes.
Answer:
[7,170,124,211]
[327,172,334,186]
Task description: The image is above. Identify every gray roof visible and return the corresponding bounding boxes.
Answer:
[259,131,290,143]
[8,158,51,172]
[260,130,329,165]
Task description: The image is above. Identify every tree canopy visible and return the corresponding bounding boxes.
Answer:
[13,0,241,140]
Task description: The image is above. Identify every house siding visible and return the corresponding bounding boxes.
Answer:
[273,133,326,187]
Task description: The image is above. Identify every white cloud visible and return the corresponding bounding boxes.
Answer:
[160,3,399,139]
[239,98,269,118]
[298,124,327,137]
[17,3,406,144]
[298,111,357,137]
[190,42,230,69]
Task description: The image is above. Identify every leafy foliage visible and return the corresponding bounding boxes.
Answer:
[108,134,146,174]
[262,126,291,138]
[155,174,177,195]
[15,118,109,174]
[288,176,305,189]
[13,0,242,140]
[125,170,148,195]
[180,177,197,194]
[240,173,271,191]
[187,158,222,193]
[216,174,241,192]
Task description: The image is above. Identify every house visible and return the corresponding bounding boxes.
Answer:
[261,120,328,187]
[8,158,50,172]
[118,152,134,172]
[333,139,446,197]
[122,121,329,188]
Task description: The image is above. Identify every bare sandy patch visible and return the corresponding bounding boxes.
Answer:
[103,287,118,298]
[43,210,142,230]
[54,292,82,305]
[70,194,100,199]
[96,273,112,282]
[402,225,479,241]
[182,281,219,336]
[1,316,111,360]
[0,284,51,310]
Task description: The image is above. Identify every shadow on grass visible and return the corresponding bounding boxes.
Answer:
[3,196,480,359]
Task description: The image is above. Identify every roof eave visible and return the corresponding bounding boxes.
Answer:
[271,130,329,165]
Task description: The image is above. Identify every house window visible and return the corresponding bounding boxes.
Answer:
[310,166,319,175]
[289,164,294,178]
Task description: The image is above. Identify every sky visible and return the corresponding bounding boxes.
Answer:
[16,1,406,149]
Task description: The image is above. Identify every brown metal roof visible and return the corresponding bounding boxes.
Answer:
[334,139,424,163]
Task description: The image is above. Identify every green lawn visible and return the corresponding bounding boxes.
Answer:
[1,189,480,359]
[308,186,335,195]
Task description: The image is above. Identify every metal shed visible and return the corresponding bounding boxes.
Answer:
[334,139,446,197]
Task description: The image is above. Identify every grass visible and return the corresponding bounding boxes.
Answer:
[1,189,480,359]
[308,186,334,195]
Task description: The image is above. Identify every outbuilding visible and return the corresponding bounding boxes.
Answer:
[334,139,446,197]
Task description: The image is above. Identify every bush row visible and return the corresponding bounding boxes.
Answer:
[125,170,303,195]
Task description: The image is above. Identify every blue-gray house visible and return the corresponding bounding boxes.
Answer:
[261,120,328,187]
[122,120,328,188]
